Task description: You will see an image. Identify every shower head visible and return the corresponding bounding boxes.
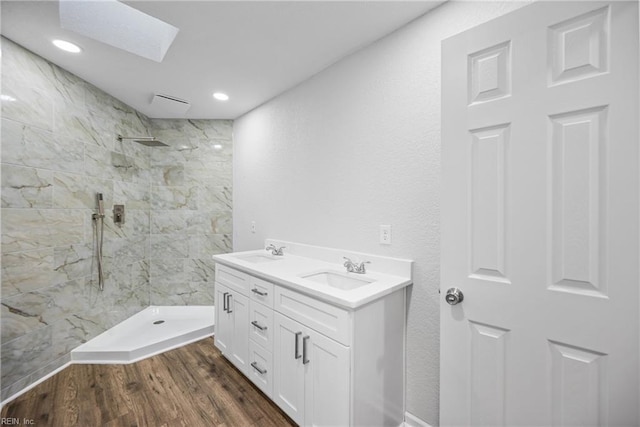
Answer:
[117,135,169,147]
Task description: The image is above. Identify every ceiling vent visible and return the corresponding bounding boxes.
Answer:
[149,94,191,117]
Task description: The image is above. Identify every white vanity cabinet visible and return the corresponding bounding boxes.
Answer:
[214,259,407,427]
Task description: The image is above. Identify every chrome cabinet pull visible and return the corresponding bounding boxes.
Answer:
[251,362,267,375]
[251,288,268,296]
[294,331,302,359]
[251,320,267,331]
[222,292,228,312]
[226,293,233,313]
[302,335,310,365]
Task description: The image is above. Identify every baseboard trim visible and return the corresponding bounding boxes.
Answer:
[404,411,434,427]
[1,361,72,409]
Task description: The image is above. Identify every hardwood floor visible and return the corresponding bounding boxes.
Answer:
[1,338,296,427]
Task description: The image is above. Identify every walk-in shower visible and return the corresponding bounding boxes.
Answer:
[117,134,169,147]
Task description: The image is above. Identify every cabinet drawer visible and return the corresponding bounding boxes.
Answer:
[275,287,351,346]
[249,276,274,308]
[248,340,273,398]
[216,264,249,295]
[249,300,273,352]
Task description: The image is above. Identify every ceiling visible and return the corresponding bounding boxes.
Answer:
[1,1,445,119]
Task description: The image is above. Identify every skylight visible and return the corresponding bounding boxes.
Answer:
[59,0,179,63]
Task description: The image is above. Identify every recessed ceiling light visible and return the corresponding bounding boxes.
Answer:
[213,92,229,101]
[52,39,82,53]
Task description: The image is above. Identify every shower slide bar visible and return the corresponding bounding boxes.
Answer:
[92,193,105,291]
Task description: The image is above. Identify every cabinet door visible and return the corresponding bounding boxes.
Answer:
[273,313,305,425]
[228,290,249,375]
[304,329,350,427]
[214,284,232,355]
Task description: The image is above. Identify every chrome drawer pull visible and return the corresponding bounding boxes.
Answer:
[251,320,267,331]
[226,293,232,313]
[222,292,228,311]
[251,288,268,296]
[302,335,310,365]
[294,331,302,359]
[251,362,267,375]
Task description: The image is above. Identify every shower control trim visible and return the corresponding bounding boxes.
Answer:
[113,204,125,225]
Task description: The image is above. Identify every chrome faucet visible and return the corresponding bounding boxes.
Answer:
[343,257,370,274]
[266,244,285,256]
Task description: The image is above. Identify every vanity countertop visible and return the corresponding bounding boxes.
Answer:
[213,241,412,309]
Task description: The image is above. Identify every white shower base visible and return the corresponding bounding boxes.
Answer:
[71,306,215,364]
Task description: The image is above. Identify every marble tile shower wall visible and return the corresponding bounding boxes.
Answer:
[147,118,232,305]
[0,38,232,400]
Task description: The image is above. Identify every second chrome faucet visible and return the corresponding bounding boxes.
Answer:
[343,257,370,274]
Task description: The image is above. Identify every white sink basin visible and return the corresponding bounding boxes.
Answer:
[235,254,283,264]
[301,271,375,291]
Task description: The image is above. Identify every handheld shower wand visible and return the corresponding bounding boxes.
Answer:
[93,193,105,291]
[98,193,104,216]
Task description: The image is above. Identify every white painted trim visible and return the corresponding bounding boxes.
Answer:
[1,361,72,408]
[404,411,434,427]
[403,288,408,418]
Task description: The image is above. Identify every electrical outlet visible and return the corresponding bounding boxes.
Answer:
[251,221,256,233]
[380,225,391,245]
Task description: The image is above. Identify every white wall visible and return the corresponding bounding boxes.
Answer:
[233,1,529,424]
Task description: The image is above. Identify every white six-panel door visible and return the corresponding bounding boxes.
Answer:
[441,1,639,425]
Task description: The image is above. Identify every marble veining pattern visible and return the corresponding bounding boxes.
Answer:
[2,249,69,297]
[1,164,54,208]
[1,37,233,401]
[2,209,85,253]
[1,118,84,174]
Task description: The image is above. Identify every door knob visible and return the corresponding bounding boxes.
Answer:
[445,288,464,305]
